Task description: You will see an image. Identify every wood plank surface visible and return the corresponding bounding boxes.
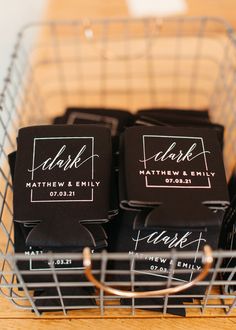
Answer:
[1,318,236,330]
[44,0,236,29]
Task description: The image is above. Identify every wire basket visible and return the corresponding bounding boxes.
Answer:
[0,16,236,317]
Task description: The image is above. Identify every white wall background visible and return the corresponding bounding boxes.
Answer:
[0,0,46,88]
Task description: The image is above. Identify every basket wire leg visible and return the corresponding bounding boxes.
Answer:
[0,93,20,143]
[10,63,37,127]
[0,104,15,149]
[201,255,222,314]
[0,175,14,258]
[215,57,235,115]
[144,19,156,108]
[124,20,133,109]
[0,30,24,124]
[189,232,204,282]
[209,40,231,121]
[130,256,136,316]
[50,24,68,108]
[189,18,206,108]
[99,250,108,316]
[13,57,46,126]
[0,142,15,298]
[99,21,109,107]
[49,255,67,315]
[5,56,29,129]
[171,19,183,107]
[74,23,85,105]
[11,256,40,316]
[163,250,177,315]
[227,293,236,315]
[18,42,47,118]
[219,71,236,151]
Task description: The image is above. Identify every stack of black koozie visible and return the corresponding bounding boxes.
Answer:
[9,107,230,314]
[10,108,134,311]
[107,109,228,316]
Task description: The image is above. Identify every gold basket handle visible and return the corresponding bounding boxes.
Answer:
[83,245,213,298]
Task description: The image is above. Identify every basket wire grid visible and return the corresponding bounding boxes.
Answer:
[0,16,236,316]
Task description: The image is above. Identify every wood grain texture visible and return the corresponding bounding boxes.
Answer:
[1,318,236,330]
[44,0,128,20]
[44,0,236,29]
[187,0,236,28]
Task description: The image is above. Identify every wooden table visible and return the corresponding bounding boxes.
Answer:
[1,1,236,329]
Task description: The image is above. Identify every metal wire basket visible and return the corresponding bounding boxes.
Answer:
[0,16,236,317]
